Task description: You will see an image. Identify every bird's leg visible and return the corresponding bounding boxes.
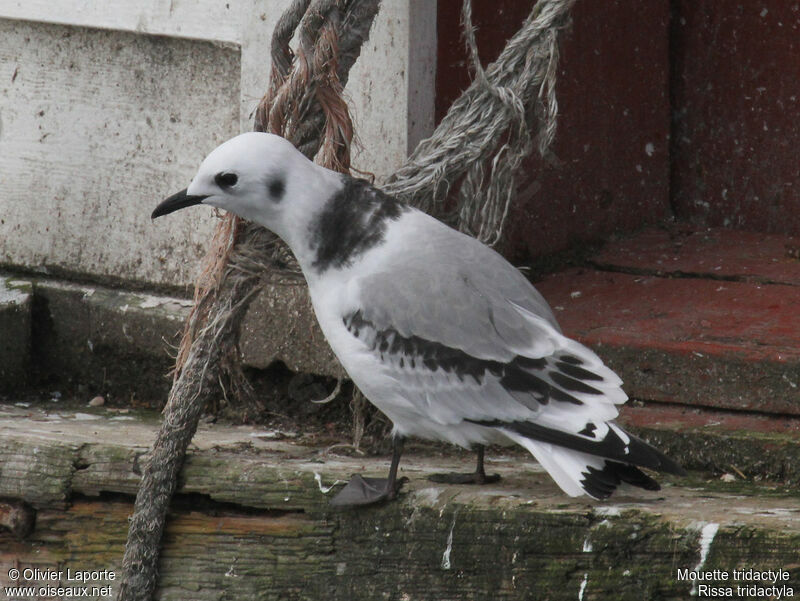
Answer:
[330,435,408,507]
[428,444,501,485]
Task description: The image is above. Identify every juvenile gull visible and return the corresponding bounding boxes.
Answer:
[153,132,685,506]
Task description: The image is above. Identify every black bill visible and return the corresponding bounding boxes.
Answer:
[151,188,209,219]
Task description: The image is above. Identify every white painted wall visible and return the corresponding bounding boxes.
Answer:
[0,0,436,288]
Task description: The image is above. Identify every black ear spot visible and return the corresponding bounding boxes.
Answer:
[215,172,238,189]
[268,177,285,201]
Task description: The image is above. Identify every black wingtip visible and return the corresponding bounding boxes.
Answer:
[582,461,663,499]
[626,434,687,476]
[151,188,208,219]
[471,418,687,477]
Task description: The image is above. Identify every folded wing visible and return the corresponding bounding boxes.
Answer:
[346,216,684,498]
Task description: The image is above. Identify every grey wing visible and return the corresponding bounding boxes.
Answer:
[348,220,627,432]
[357,224,561,362]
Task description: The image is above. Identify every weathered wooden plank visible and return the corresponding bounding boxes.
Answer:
[0,500,335,601]
[3,406,800,600]
[0,436,77,507]
[335,505,701,601]
[0,499,35,538]
[2,493,799,601]
[71,443,145,498]
[158,510,335,601]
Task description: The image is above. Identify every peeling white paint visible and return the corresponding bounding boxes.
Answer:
[73,413,101,420]
[313,472,344,494]
[441,514,457,570]
[139,296,168,309]
[690,523,719,595]
[413,487,442,507]
[224,560,238,578]
[645,142,655,156]
[0,279,29,305]
[578,533,592,600]
[135,295,194,310]
[578,573,589,601]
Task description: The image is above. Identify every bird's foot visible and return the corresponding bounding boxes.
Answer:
[329,474,409,507]
[427,471,501,485]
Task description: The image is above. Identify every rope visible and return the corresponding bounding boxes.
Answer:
[116,3,380,600]
[383,0,576,245]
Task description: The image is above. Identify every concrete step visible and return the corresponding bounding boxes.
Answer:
[1,403,799,601]
[0,277,32,389]
[619,401,800,484]
[18,277,192,401]
[0,272,339,402]
[592,226,800,285]
[535,226,800,486]
[536,227,800,414]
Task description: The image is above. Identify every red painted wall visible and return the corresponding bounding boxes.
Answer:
[436,0,800,261]
[436,0,671,262]
[671,1,800,234]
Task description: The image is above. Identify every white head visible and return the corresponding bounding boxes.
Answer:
[153,132,340,247]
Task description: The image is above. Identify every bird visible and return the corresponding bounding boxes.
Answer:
[152,132,686,506]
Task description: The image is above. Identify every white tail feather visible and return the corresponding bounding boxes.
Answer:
[504,431,607,498]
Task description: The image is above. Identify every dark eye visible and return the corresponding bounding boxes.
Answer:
[215,172,238,189]
[268,177,285,201]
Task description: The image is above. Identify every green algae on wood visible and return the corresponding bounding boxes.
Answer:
[2,407,800,599]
